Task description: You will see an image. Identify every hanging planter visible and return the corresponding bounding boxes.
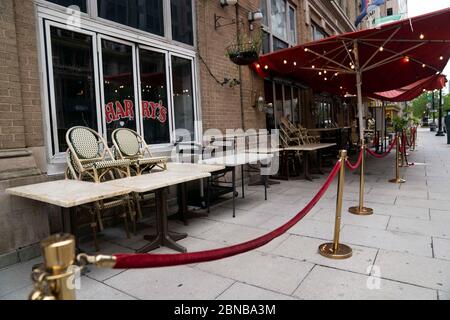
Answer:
[226,32,262,66]
[227,43,260,66]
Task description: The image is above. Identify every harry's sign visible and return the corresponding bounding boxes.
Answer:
[105,100,167,124]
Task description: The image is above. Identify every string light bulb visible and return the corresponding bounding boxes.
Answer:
[283,60,287,64]
[312,65,315,69]
[264,65,269,70]
[439,56,444,60]
[422,64,426,68]
[293,61,297,66]
[379,46,384,52]
[420,34,424,40]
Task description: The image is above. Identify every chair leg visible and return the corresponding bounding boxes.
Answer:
[121,204,131,239]
[133,193,143,221]
[95,202,104,231]
[89,208,100,252]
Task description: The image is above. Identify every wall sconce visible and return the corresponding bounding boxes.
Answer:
[248,10,264,31]
[220,0,238,7]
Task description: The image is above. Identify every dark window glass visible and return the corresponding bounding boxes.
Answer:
[283,85,292,120]
[293,88,300,125]
[312,23,327,41]
[47,0,87,12]
[172,56,195,141]
[140,49,170,144]
[387,8,393,16]
[274,83,283,128]
[264,80,275,130]
[171,0,194,45]
[262,31,271,54]
[101,39,136,141]
[273,37,288,52]
[50,27,96,153]
[98,0,164,37]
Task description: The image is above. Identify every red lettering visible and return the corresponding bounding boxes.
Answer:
[115,101,127,120]
[150,102,159,120]
[142,101,151,119]
[105,102,117,124]
[124,100,134,120]
[158,106,168,124]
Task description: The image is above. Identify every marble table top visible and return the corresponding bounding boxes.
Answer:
[105,170,211,193]
[284,143,337,152]
[5,180,132,208]
[246,147,284,154]
[199,153,273,167]
[167,162,225,173]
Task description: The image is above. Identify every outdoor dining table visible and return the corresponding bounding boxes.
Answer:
[281,143,337,181]
[6,163,225,254]
[5,180,133,251]
[104,163,224,253]
[199,153,273,218]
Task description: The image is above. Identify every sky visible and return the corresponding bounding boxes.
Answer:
[408,0,450,92]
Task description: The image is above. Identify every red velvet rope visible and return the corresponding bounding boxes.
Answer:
[366,136,397,159]
[345,148,363,171]
[113,160,342,269]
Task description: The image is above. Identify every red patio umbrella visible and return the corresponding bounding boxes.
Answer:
[370,74,447,102]
[254,7,450,140]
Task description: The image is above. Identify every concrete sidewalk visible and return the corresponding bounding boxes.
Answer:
[1,128,450,300]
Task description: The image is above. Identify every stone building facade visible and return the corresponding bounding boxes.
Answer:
[0,0,361,266]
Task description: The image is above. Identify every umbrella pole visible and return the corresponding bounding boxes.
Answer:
[349,52,373,216]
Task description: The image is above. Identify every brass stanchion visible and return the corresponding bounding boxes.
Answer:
[29,234,77,300]
[389,135,406,184]
[348,144,373,216]
[319,150,353,259]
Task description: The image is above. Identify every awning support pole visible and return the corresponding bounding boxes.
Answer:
[349,41,373,216]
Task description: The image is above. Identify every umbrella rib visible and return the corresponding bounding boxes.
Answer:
[363,42,439,71]
[361,27,401,70]
[305,47,353,72]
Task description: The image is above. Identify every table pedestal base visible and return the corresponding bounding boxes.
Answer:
[138,187,187,253]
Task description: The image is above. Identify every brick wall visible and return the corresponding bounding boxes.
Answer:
[0,0,26,150]
[0,0,43,150]
[196,0,267,132]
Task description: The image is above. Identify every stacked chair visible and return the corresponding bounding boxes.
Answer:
[65,126,168,251]
[112,128,169,220]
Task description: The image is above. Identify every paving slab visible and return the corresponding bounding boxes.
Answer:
[388,216,450,239]
[432,237,450,261]
[374,250,450,291]
[340,225,432,257]
[196,251,314,295]
[216,282,297,300]
[294,266,436,300]
[271,235,378,275]
[105,266,234,300]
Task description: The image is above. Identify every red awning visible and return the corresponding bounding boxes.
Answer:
[254,7,450,97]
[370,74,447,102]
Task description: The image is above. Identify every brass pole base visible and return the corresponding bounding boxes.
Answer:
[389,178,406,184]
[319,243,353,259]
[348,206,373,216]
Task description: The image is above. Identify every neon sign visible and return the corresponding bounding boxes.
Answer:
[105,100,167,124]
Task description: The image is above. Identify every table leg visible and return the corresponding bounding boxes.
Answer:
[304,152,313,182]
[139,187,187,253]
[241,165,245,199]
[172,183,209,226]
[232,167,236,218]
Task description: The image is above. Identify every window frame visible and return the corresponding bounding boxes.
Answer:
[261,0,297,53]
[37,0,196,50]
[43,20,103,156]
[37,4,200,164]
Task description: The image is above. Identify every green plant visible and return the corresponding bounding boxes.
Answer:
[226,31,262,65]
[392,116,408,132]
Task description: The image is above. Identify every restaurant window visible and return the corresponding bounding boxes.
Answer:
[100,39,137,141]
[261,0,297,53]
[43,20,199,159]
[47,26,98,154]
[97,0,164,37]
[139,49,170,144]
[171,56,196,142]
[265,82,302,130]
[315,98,334,128]
[311,22,327,41]
[387,8,393,16]
[171,0,194,45]
[46,0,87,12]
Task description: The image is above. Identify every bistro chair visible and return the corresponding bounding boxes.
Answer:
[66,126,131,183]
[65,126,137,251]
[112,128,168,220]
[112,128,168,176]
